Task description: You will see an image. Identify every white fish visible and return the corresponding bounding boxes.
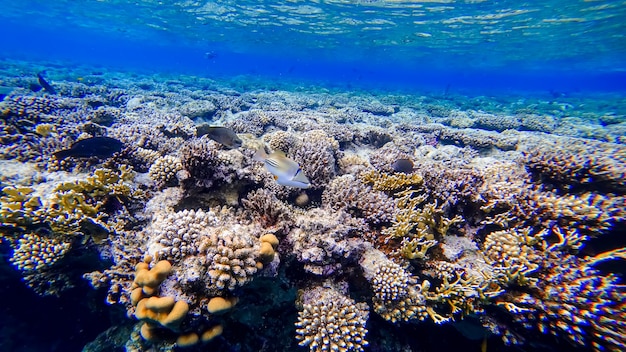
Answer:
[254,148,311,189]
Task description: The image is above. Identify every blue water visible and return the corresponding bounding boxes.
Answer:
[2,0,625,93]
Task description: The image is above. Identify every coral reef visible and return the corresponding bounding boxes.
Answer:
[524,137,626,192]
[322,174,396,225]
[295,285,369,352]
[287,208,368,276]
[1,64,624,352]
[148,155,182,188]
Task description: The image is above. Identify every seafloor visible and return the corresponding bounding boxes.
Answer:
[0,58,625,352]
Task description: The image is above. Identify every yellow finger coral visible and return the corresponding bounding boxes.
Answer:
[207,296,238,314]
[132,259,172,298]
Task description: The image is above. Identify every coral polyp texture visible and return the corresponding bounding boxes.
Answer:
[295,285,369,352]
[1,62,625,351]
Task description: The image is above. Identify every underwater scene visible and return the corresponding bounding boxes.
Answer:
[1,1,625,352]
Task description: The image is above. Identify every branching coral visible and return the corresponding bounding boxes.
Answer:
[359,248,428,323]
[1,165,135,239]
[383,192,463,256]
[322,174,396,225]
[148,155,182,188]
[360,170,423,193]
[290,130,339,189]
[241,188,292,228]
[287,208,368,276]
[147,208,266,295]
[0,166,138,296]
[9,231,71,271]
[295,285,369,352]
[483,227,626,351]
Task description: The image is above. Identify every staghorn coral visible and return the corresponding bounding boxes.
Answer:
[322,174,396,225]
[482,228,543,286]
[2,66,625,352]
[295,285,369,352]
[383,193,463,250]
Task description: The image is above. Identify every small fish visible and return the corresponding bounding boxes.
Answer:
[37,71,56,94]
[53,136,124,160]
[391,158,414,173]
[196,124,242,149]
[254,147,311,189]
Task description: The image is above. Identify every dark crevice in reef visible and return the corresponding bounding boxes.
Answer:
[0,256,121,352]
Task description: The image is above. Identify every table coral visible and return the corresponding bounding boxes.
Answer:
[360,169,423,193]
[524,137,626,193]
[481,226,626,351]
[1,95,59,117]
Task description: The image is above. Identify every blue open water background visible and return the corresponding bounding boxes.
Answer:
[1,0,625,94]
